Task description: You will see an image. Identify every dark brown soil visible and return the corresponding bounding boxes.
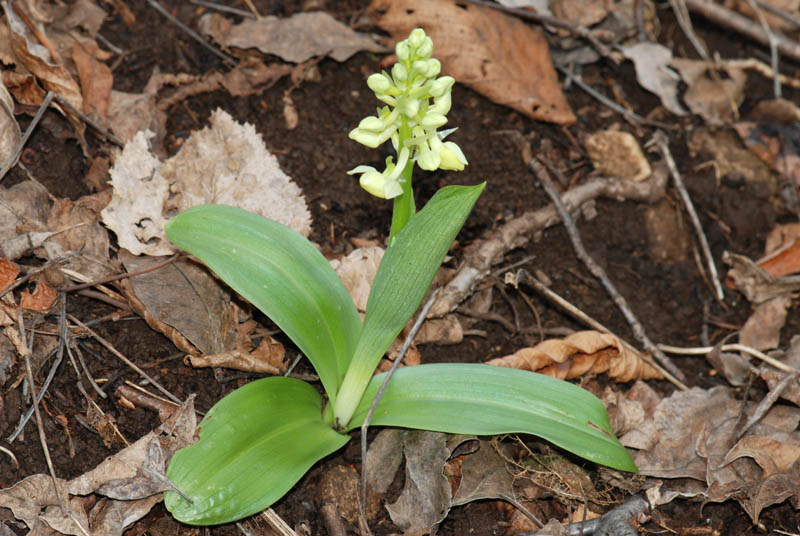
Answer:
[1,1,799,535]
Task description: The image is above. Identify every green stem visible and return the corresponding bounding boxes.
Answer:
[388,121,415,241]
[388,161,415,240]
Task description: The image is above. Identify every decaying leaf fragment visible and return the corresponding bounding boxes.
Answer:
[0,398,197,536]
[198,11,387,63]
[487,330,663,382]
[621,386,800,523]
[102,109,312,256]
[0,81,21,172]
[370,0,576,124]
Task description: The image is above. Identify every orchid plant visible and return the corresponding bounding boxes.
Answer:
[163,28,635,526]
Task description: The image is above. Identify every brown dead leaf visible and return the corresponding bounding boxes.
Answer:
[0,258,19,290]
[198,11,387,63]
[621,43,687,116]
[0,398,196,535]
[671,59,746,124]
[44,192,113,280]
[724,251,800,304]
[739,296,791,351]
[5,2,83,111]
[688,127,777,189]
[155,57,294,111]
[72,42,112,119]
[620,386,800,523]
[487,330,663,382]
[119,250,237,356]
[0,80,21,172]
[187,318,288,373]
[19,276,56,312]
[370,0,576,124]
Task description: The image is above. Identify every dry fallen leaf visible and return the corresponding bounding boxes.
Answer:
[0,398,196,536]
[101,131,170,256]
[671,59,746,124]
[4,0,83,111]
[644,199,690,263]
[119,250,237,356]
[739,295,791,351]
[161,108,312,237]
[0,80,21,172]
[621,386,800,523]
[102,109,312,256]
[621,42,687,116]
[370,0,576,124]
[19,276,57,312]
[187,318,288,374]
[72,41,112,119]
[487,330,663,382]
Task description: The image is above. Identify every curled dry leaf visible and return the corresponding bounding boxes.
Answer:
[4,0,83,111]
[370,0,576,124]
[487,330,663,382]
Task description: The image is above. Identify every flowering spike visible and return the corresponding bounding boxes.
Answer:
[348,27,467,200]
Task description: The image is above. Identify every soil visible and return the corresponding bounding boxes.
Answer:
[1,1,799,535]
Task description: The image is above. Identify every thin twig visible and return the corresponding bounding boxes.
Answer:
[514,270,687,389]
[61,253,179,292]
[0,91,54,182]
[669,0,710,61]
[0,253,78,300]
[359,289,440,536]
[7,297,67,442]
[556,67,672,129]
[650,131,725,302]
[16,310,90,536]
[658,342,800,373]
[752,0,800,28]
[0,445,19,469]
[462,0,615,61]
[68,314,183,404]
[741,0,781,97]
[189,0,256,18]
[531,158,686,382]
[51,94,124,146]
[145,0,236,66]
[683,0,800,62]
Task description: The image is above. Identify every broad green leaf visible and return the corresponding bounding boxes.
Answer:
[334,183,485,427]
[165,377,349,525]
[345,364,637,472]
[165,205,361,401]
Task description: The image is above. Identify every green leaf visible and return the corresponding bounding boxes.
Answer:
[165,205,361,402]
[333,183,485,427]
[345,364,637,472]
[165,377,350,525]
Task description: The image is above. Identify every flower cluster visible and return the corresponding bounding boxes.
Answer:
[348,28,468,199]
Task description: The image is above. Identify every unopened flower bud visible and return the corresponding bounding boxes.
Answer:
[417,36,433,58]
[429,76,455,98]
[430,92,452,116]
[367,73,392,94]
[401,97,420,118]
[392,63,408,82]
[407,28,426,49]
[396,41,410,61]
